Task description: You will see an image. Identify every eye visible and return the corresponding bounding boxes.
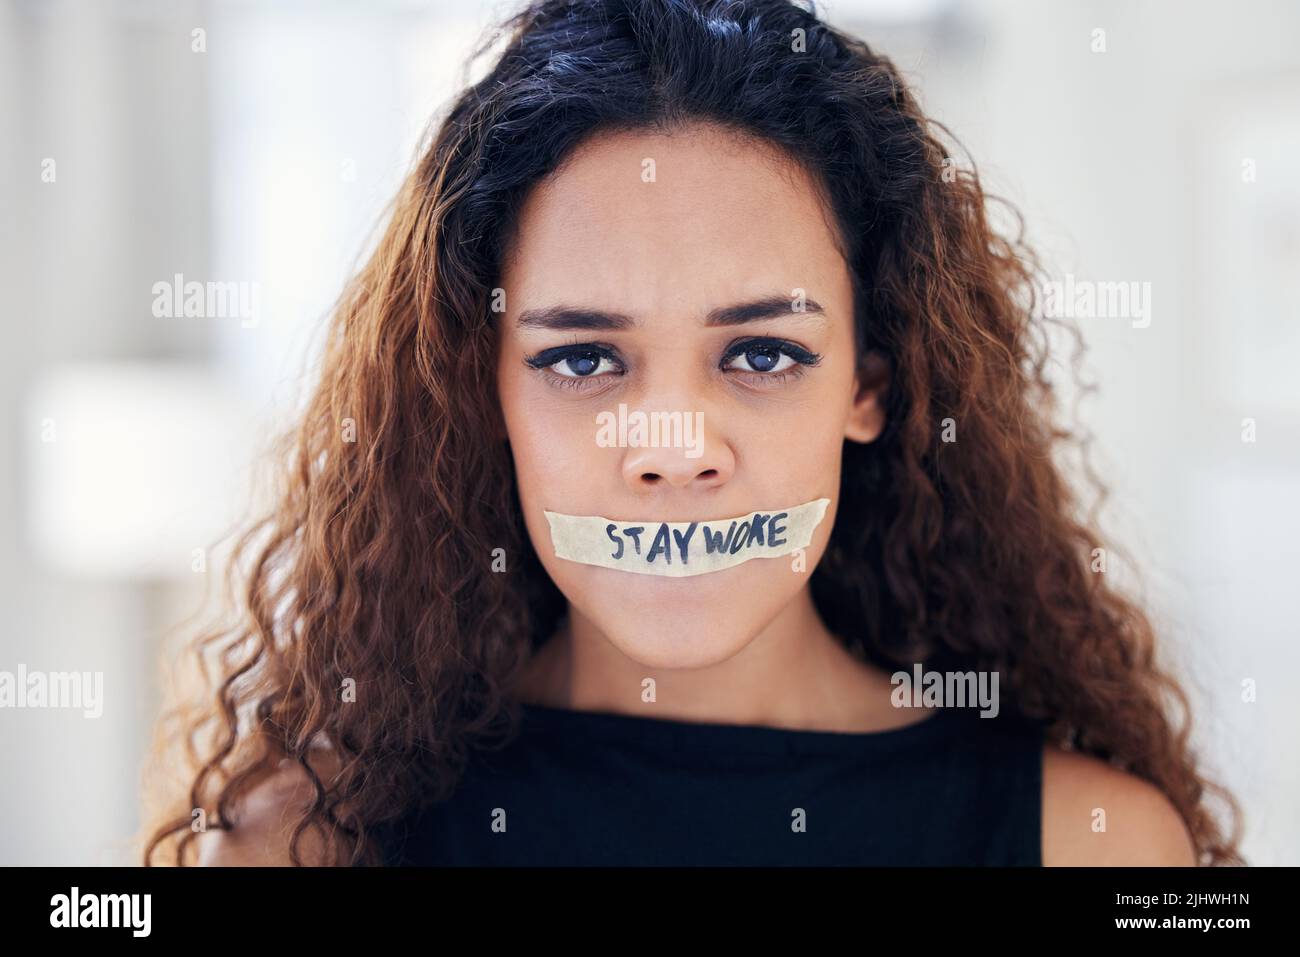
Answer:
[553,351,617,377]
[724,344,797,374]
[720,337,820,378]
[524,344,625,382]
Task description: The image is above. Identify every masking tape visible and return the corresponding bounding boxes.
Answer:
[542,497,830,577]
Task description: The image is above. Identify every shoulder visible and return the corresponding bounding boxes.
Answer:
[1041,744,1198,866]
[195,749,351,867]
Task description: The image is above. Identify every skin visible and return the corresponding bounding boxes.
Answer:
[197,122,1196,866]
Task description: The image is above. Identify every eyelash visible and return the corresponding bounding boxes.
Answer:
[522,337,822,392]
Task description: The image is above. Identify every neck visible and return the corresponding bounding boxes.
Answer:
[512,585,921,734]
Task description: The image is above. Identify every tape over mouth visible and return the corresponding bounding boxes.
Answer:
[542,497,831,577]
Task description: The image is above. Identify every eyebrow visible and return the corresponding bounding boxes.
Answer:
[515,294,826,331]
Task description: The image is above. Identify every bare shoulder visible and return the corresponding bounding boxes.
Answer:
[1041,744,1198,866]
[195,749,350,867]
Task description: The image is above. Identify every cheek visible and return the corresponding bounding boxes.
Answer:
[506,402,607,496]
[501,395,619,564]
[728,397,849,491]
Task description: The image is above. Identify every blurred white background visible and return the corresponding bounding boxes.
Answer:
[1,0,1296,865]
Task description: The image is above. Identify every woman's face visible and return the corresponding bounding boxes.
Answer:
[495,122,882,670]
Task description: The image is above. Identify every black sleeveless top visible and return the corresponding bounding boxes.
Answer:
[375,701,1045,866]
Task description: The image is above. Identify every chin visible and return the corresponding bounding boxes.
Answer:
[595,611,762,670]
[551,554,801,670]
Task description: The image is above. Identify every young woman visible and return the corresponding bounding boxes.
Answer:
[142,0,1242,866]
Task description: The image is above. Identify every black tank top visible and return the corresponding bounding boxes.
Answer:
[375,701,1045,866]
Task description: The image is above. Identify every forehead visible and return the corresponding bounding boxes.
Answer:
[499,124,850,317]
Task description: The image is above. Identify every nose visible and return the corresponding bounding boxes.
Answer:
[620,410,735,492]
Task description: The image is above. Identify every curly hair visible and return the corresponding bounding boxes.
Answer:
[141,0,1243,866]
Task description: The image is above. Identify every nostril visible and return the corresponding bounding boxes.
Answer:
[642,473,661,483]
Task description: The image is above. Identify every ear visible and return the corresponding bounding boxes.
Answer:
[844,350,889,444]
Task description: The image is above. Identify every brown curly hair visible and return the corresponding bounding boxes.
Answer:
[141,0,1243,866]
